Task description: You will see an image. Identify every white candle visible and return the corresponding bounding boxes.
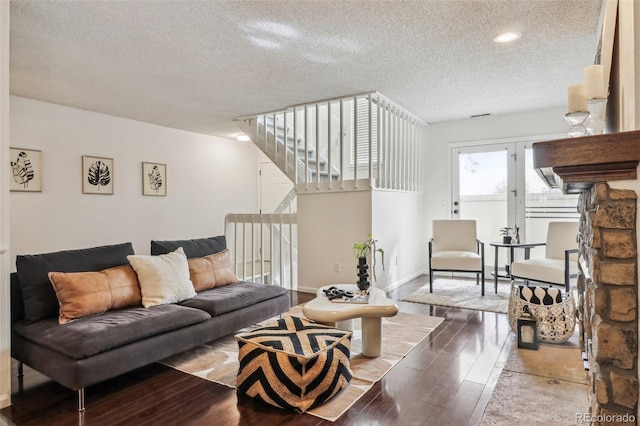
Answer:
[521,325,534,344]
[584,64,606,99]
[567,84,587,112]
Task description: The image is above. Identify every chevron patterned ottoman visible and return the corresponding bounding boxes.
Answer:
[235,315,352,412]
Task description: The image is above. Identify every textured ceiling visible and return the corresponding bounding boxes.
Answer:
[10,0,602,139]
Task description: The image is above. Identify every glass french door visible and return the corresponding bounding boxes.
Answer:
[451,144,516,268]
[451,141,579,270]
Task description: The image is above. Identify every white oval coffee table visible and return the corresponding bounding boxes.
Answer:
[302,284,399,357]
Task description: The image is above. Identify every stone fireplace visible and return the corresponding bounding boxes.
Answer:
[578,182,638,423]
[534,130,640,425]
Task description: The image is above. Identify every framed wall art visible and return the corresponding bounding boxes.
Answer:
[9,147,42,192]
[142,162,167,196]
[82,155,114,194]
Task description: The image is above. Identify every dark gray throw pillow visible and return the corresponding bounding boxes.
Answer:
[16,242,135,323]
[150,236,226,258]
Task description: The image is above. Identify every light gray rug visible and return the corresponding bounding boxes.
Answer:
[402,278,510,313]
[480,333,588,425]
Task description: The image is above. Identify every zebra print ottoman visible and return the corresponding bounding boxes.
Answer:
[235,315,352,412]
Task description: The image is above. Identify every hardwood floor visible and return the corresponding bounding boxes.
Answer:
[0,275,513,426]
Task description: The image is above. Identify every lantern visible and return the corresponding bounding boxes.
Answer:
[517,305,539,350]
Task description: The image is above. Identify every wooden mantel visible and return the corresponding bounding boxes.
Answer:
[532,130,640,194]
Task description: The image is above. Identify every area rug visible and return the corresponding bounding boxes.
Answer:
[161,305,443,422]
[402,278,510,313]
[480,332,588,425]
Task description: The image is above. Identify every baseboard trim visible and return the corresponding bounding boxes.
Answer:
[0,392,10,410]
[383,270,428,292]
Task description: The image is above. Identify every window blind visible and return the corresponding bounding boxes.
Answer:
[351,98,378,165]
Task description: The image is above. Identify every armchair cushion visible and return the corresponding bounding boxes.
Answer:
[511,258,578,285]
[431,251,482,271]
[432,220,478,253]
[545,222,578,260]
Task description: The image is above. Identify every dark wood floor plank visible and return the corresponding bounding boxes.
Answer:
[1,277,512,426]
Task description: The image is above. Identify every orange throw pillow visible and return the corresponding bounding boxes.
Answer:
[48,265,142,324]
[188,256,217,292]
[207,249,238,287]
[187,249,237,292]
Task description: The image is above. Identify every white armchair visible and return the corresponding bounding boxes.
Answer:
[510,221,579,292]
[428,220,486,295]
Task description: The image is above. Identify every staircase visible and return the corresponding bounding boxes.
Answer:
[237,91,427,192]
[260,115,340,184]
[229,92,427,291]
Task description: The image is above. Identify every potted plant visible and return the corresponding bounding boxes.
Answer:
[499,227,513,244]
[353,234,385,291]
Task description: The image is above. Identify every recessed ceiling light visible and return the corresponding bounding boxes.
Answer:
[236,134,250,142]
[492,31,522,43]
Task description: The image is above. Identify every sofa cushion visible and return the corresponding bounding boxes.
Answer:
[179,282,288,316]
[12,304,211,360]
[128,247,197,308]
[16,242,135,323]
[48,265,142,324]
[188,249,237,292]
[150,236,226,258]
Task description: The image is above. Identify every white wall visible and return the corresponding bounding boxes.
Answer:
[9,97,260,261]
[297,190,371,293]
[422,106,570,238]
[297,187,426,293]
[0,1,11,411]
[372,190,426,289]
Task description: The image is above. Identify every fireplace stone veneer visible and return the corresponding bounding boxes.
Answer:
[578,182,638,423]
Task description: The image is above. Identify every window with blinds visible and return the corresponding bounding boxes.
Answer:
[350,98,378,166]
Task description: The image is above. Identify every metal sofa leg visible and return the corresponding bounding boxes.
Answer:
[17,361,24,393]
[78,388,85,412]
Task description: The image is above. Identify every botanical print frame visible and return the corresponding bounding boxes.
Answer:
[82,155,114,194]
[9,147,42,192]
[142,162,167,196]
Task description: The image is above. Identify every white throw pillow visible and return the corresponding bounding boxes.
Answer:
[127,247,196,307]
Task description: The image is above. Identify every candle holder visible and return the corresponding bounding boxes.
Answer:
[564,111,589,138]
[585,98,607,135]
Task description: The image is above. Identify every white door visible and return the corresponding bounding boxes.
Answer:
[451,143,517,252]
[451,140,579,270]
[259,162,294,214]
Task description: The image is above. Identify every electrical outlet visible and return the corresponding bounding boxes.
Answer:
[334,262,341,272]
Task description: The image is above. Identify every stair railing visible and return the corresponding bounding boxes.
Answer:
[236,91,427,192]
[225,213,297,289]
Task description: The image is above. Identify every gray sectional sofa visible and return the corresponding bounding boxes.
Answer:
[10,237,290,410]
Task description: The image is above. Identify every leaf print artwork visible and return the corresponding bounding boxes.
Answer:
[148,165,163,192]
[142,162,166,196]
[87,161,111,190]
[10,151,35,189]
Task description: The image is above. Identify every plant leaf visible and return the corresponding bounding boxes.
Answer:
[11,151,34,188]
[87,161,111,189]
[148,165,162,192]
